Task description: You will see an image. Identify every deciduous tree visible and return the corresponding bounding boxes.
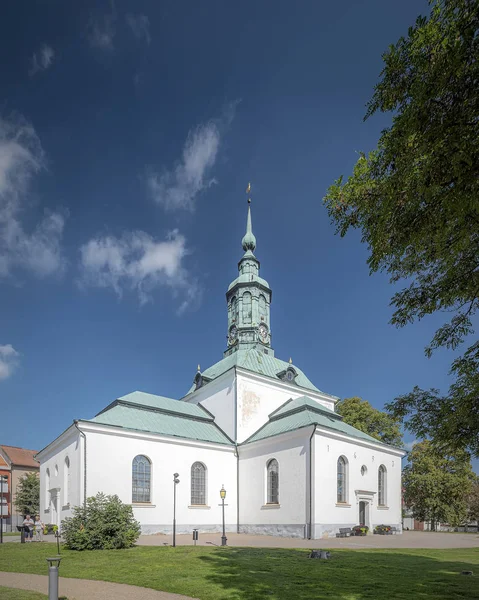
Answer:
[14,472,39,516]
[402,441,475,529]
[336,396,403,446]
[323,0,479,456]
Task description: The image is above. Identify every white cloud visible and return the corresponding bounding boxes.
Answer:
[126,14,151,45]
[0,344,19,381]
[79,229,200,311]
[0,115,66,278]
[404,439,418,451]
[29,45,55,76]
[88,1,117,51]
[147,121,220,211]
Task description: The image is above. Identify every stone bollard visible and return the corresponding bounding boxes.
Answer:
[46,557,62,600]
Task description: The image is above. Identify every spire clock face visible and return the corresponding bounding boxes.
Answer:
[258,323,268,342]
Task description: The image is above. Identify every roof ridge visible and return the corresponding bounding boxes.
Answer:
[114,400,214,422]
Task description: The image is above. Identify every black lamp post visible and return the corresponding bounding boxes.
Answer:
[220,484,227,546]
[172,473,180,547]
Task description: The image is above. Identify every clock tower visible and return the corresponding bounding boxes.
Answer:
[224,188,272,356]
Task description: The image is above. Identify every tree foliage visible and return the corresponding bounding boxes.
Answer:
[403,441,475,528]
[323,0,479,456]
[14,472,39,516]
[467,478,479,523]
[62,493,141,550]
[336,396,403,446]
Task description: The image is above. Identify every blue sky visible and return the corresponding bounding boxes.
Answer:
[2,0,475,468]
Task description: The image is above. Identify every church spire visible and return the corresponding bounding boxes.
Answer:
[241,184,256,253]
[224,183,273,356]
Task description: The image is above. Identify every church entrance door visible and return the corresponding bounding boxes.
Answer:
[359,501,367,526]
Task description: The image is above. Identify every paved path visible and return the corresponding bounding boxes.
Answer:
[137,530,479,549]
[0,572,198,600]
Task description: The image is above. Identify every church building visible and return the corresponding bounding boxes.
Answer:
[36,197,405,539]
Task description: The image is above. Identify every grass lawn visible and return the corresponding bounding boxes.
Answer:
[0,587,48,599]
[0,543,477,599]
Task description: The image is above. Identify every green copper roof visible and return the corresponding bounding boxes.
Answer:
[184,347,336,398]
[227,273,270,292]
[244,396,386,446]
[89,391,232,445]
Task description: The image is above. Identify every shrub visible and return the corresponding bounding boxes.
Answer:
[62,492,141,550]
[374,524,392,535]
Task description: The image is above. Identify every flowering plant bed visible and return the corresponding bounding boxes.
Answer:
[374,525,392,535]
[352,525,369,536]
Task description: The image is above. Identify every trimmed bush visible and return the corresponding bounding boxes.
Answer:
[62,492,141,550]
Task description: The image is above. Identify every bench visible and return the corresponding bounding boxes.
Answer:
[336,527,352,538]
[390,526,399,535]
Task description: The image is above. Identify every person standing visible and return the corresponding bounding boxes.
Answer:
[34,515,44,542]
[22,514,34,542]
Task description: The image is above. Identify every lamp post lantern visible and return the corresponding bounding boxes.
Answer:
[220,485,227,546]
[172,473,180,547]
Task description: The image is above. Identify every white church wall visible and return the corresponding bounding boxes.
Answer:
[38,425,82,528]
[313,430,404,538]
[236,370,335,443]
[238,428,311,538]
[182,370,236,441]
[82,423,237,535]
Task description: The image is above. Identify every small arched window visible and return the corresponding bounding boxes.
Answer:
[267,458,279,504]
[337,456,348,503]
[242,292,252,324]
[191,462,207,505]
[378,465,387,506]
[132,455,151,503]
[64,457,70,505]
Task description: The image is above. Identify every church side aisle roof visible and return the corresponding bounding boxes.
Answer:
[89,391,233,445]
[184,347,332,397]
[243,395,391,447]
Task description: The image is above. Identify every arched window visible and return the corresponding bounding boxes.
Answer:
[191,462,207,505]
[64,457,70,505]
[337,456,348,503]
[378,465,387,506]
[259,294,267,322]
[242,292,252,324]
[267,458,279,504]
[45,468,50,506]
[132,455,151,503]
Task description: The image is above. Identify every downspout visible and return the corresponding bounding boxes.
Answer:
[234,369,240,534]
[235,443,240,534]
[308,425,317,540]
[73,421,87,511]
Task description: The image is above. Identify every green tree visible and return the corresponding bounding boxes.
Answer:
[336,396,403,446]
[62,492,141,550]
[14,472,39,516]
[467,478,479,523]
[403,441,475,529]
[323,0,479,456]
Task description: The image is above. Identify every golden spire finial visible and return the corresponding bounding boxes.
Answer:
[197,364,201,372]
[246,182,251,204]
[289,357,293,364]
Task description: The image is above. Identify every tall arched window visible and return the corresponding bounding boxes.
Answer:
[267,458,279,504]
[191,462,207,505]
[259,294,267,322]
[132,455,151,503]
[242,292,252,324]
[64,457,70,505]
[337,456,348,503]
[378,465,387,506]
[45,468,50,506]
